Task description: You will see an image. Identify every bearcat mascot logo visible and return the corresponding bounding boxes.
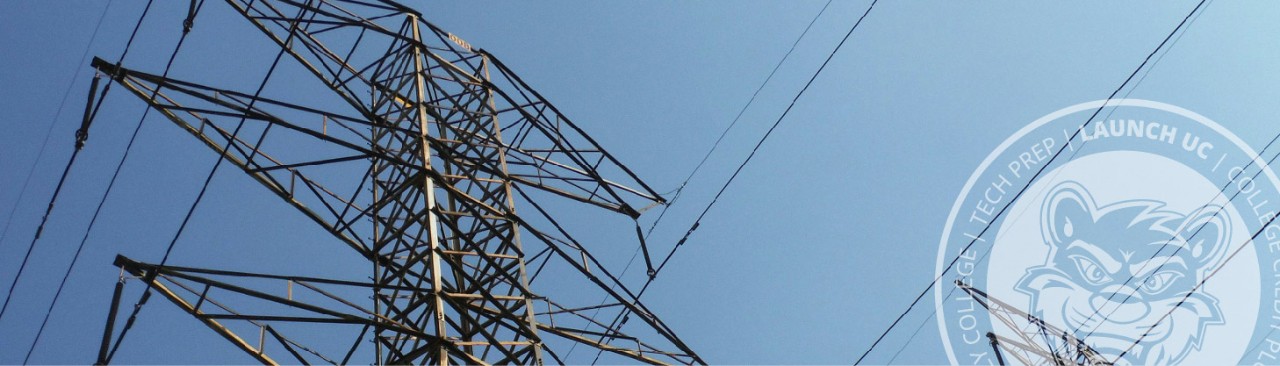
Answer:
[1016,181,1231,364]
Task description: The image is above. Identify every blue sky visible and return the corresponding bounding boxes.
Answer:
[2,0,1280,364]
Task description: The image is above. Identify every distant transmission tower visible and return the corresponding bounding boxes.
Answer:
[91,1,700,364]
[955,281,1109,366]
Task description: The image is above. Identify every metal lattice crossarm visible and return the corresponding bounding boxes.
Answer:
[107,255,696,365]
[108,255,472,365]
[223,0,664,216]
[89,0,701,364]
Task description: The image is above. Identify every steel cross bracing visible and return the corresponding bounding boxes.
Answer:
[90,0,701,364]
[955,281,1110,366]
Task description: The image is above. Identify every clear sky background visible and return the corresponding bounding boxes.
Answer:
[2,0,1280,364]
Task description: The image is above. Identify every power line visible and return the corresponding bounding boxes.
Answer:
[1243,327,1279,360]
[640,0,836,241]
[102,8,308,361]
[914,2,1214,358]
[923,129,1274,365]
[21,1,207,362]
[1113,145,1280,362]
[885,300,940,364]
[882,122,1254,362]
[652,0,877,284]
[565,0,835,359]
[879,2,1215,362]
[0,127,88,322]
[880,3,1219,361]
[0,0,158,323]
[0,0,114,255]
[1079,133,1268,345]
[853,0,1211,363]
[593,1,880,363]
[1059,0,1220,341]
[924,0,1221,358]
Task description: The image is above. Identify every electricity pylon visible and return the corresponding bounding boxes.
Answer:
[955,281,1109,366]
[91,1,701,364]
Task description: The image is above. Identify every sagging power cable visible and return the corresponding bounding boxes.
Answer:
[101,6,309,362]
[878,2,1215,361]
[23,1,208,362]
[565,0,836,359]
[654,0,877,284]
[853,0,1210,363]
[0,0,159,324]
[0,0,115,255]
[1113,145,1280,363]
[0,79,100,322]
[1063,3,1229,343]
[640,0,837,243]
[592,1,880,363]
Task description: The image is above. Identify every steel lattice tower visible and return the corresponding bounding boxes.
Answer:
[91,1,701,364]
